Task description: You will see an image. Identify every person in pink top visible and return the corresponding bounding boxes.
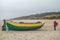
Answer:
[54,21,58,30]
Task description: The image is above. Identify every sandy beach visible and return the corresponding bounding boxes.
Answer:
[0,19,60,40]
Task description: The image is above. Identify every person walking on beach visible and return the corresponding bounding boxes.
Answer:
[54,21,58,30]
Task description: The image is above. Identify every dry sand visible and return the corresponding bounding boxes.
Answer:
[0,31,60,40]
[0,19,60,40]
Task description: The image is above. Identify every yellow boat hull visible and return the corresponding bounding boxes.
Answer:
[3,20,44,31]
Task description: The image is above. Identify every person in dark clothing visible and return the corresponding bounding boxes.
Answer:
[54,21,58,30]
[2,20,6,31]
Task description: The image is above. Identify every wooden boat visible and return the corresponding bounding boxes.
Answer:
[4,20,44,31]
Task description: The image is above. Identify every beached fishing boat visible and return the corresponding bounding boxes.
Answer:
[3,20,44,31]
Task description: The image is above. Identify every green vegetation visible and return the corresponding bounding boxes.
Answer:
[10,12,60,20]
[58,15,60,18]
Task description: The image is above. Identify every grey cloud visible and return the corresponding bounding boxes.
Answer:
[0,0,60,20]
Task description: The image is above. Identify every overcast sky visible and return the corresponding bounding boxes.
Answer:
[0,0,60,20]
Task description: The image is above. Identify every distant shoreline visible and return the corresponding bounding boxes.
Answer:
[10,18,60,20]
